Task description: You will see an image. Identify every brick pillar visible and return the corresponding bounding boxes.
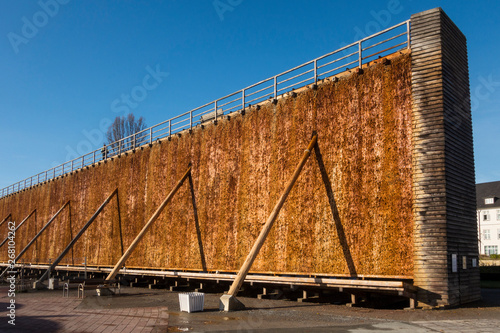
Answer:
[411,7,480,307]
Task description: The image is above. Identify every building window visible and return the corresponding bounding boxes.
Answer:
[485,198,494,204]
[498,229,500,240]
[497,210,500,221]
[483,211,490,221]
[484,229,491,240]
[485,245,498,256]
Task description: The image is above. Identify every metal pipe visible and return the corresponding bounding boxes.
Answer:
[358,41,362,68]
[226,133,318,297]
[314,60,318,82]
[214,100,218,122]
[104,166,192,283]
[274,76,277,98]
[37,189,118,284]
[407,20,411,49]
[0,201,70,279]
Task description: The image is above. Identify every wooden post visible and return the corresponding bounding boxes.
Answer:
[0,210,35,249]
[188,172,207,271]
[225,134,318,299]
[0,201,70,279]
[36,189,118,285]
[103,165,191,284]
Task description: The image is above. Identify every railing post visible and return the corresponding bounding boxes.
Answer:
[53,168,55,179]
[214,100,218,123]
[133,134,136,149]
[81,156,84,168]
[407,20,411,49]
[314,59,318,82]
[190,110,192,130]
[274,76,277,98]
[358,41,362,68]
[242,89,245,110]
[71,160,74,172]
[37,173,40,184]
[149,127,153,143]
[119,140,122,154]
[93,150,96,164]
[169,120,171,137]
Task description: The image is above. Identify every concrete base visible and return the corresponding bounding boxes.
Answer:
[297,296,321,303]
[48,278,59,290]
[257,293,280,300]
[219,294,246,312]
[33,281,47,290]
[96,286,115,296]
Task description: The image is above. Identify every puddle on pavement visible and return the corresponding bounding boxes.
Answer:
[168,326,191,332]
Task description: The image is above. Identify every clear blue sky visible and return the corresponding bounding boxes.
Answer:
[1,0,499,190]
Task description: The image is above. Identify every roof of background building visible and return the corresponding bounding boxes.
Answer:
[477,181,500,209]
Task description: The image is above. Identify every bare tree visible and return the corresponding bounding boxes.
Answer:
[105,113,147,156]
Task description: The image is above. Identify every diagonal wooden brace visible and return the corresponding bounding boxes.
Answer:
[0,210,35,249]
[0,201,70,279]
[221,133,318,311]
[36,189,118,286]
[101,165,192,287]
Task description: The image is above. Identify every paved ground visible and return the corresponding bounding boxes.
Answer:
[1,285,500,332]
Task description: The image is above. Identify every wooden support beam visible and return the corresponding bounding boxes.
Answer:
[188,172,207,271]
[0,202,69,279]
[0,209,35,249]
[104,165,191,284]
[0,214,12,229]
[36,189,118,284]
[221,133,318,310]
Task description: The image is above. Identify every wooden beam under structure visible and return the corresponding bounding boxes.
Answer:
[99,165,192,294]
[220,133,318,311]
[0,209,36,249]
[35,189,118,287]
[0,201,70,279]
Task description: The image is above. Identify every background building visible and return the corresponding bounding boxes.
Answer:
[477,181,500,255]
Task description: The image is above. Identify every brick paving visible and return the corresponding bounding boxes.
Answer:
[1,285,500,332]
[413,319,500,333]
[0,287,168,333]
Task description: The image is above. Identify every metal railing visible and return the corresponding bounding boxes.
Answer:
[1,20,410,198]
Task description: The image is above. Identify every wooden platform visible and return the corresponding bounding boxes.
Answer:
[1,263,417,307]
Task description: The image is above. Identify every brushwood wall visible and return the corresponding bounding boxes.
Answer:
[0,54,413,278]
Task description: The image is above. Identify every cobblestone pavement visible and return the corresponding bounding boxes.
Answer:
[0,287,168,332]
[1,285,500,332]
[412,319,500,333]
